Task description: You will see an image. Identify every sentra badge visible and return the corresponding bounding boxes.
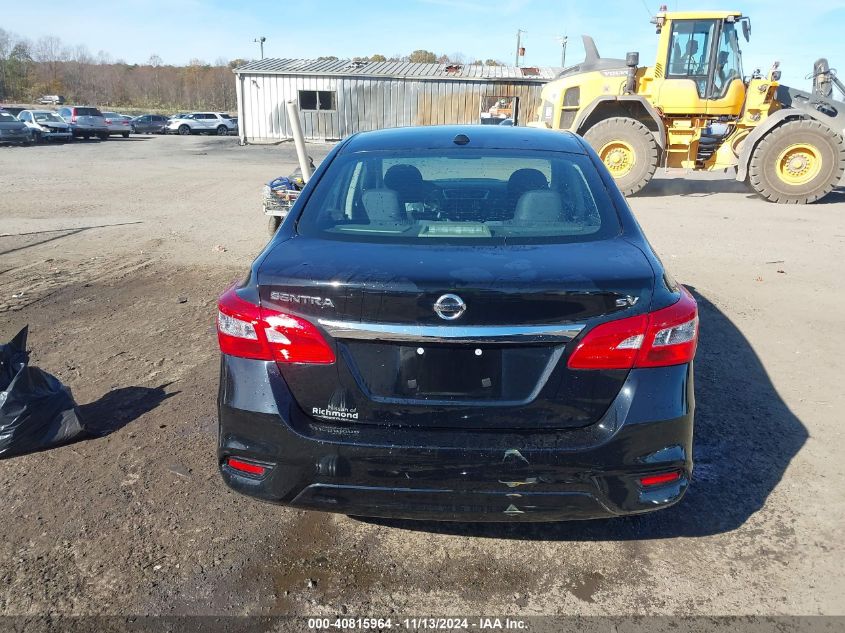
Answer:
[270,291,335,308]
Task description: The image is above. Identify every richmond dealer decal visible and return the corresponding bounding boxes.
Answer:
[312,388,358,421]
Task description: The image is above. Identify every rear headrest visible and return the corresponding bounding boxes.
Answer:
[384,164,423,190]
[362,189,406,223]
[513,190,564,223]
[507,168,548,194]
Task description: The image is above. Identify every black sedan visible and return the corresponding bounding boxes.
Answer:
[0,111,33,145]
[216,125,698,521]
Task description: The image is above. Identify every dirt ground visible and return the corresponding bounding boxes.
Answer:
[1,134,843,618]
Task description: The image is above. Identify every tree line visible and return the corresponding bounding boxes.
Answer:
[0,29,242,112]
[0,29,504,112]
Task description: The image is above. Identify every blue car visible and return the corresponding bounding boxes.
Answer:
[215,125,698,521]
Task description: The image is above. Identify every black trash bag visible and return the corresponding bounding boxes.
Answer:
[0,326,86,458]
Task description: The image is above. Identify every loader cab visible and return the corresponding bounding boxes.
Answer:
[653,11,748,116]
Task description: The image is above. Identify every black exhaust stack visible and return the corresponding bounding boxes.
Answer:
[625,52,639,94]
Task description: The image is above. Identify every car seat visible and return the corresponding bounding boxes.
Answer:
[362,189,408,223]
[512,190,564,223]
[507,169,549,215]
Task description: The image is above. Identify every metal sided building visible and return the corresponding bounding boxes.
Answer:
[233,58,559,142]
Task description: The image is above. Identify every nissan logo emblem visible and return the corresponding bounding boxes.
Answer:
[433,294,466,321]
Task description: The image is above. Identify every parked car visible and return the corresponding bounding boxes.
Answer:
[215,125,699,521]
[131,114,168,134]
[56,106,109,140]
[36,95,65,105]
[166,112,238,135]
[102,111,132,138]
[0,105,25,118]
[0,110,33,145]
[17,110,73,142]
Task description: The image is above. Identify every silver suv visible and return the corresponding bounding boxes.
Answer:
[57,106,109,140]
[37,95,65,105]
[166,112,238,136]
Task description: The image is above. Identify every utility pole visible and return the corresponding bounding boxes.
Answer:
[254,36,266,60]
[557,35,568,68]
[515,29,525,67]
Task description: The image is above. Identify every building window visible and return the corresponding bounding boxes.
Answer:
[299,90,337,111]
[479,96,518,125]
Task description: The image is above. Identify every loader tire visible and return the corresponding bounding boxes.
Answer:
[748,119,845,204]
[583,117,659,196]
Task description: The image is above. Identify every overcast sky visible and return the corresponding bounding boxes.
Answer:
[2,0,843,87]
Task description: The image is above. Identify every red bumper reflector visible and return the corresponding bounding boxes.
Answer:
[226,457,266,476]
[639,471,681,487]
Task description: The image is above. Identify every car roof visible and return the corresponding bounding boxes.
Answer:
[341,125,586,154]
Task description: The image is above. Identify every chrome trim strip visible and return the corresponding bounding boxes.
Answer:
[317,319,585,344]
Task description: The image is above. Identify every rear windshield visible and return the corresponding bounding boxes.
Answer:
[75,107,102,116]
[297,149,620,244]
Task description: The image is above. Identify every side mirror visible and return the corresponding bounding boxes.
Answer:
[741,18,750,43]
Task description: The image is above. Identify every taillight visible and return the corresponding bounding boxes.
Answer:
[216,285,335,364]
[567,286,698,370]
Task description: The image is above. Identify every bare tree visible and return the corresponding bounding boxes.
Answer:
[33,35,66,91]
[0,28,13,98]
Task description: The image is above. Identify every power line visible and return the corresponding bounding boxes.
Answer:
[639,0,654,17]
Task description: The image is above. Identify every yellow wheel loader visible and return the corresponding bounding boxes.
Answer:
[531,9,845,203]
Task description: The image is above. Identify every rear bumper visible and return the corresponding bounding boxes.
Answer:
[70,127,108,135]
[218,356,694,521]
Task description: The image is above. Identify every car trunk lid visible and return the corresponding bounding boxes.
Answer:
[258,235,655,429]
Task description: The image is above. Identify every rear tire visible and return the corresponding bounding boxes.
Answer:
[178,125,191,136]
[122,132,129,138]
[583,117,659,196]
[748,119,845,203]
[98,133,108,140]
[268,216,282,235]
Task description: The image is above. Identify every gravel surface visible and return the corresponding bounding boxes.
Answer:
[1,134,843,617]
